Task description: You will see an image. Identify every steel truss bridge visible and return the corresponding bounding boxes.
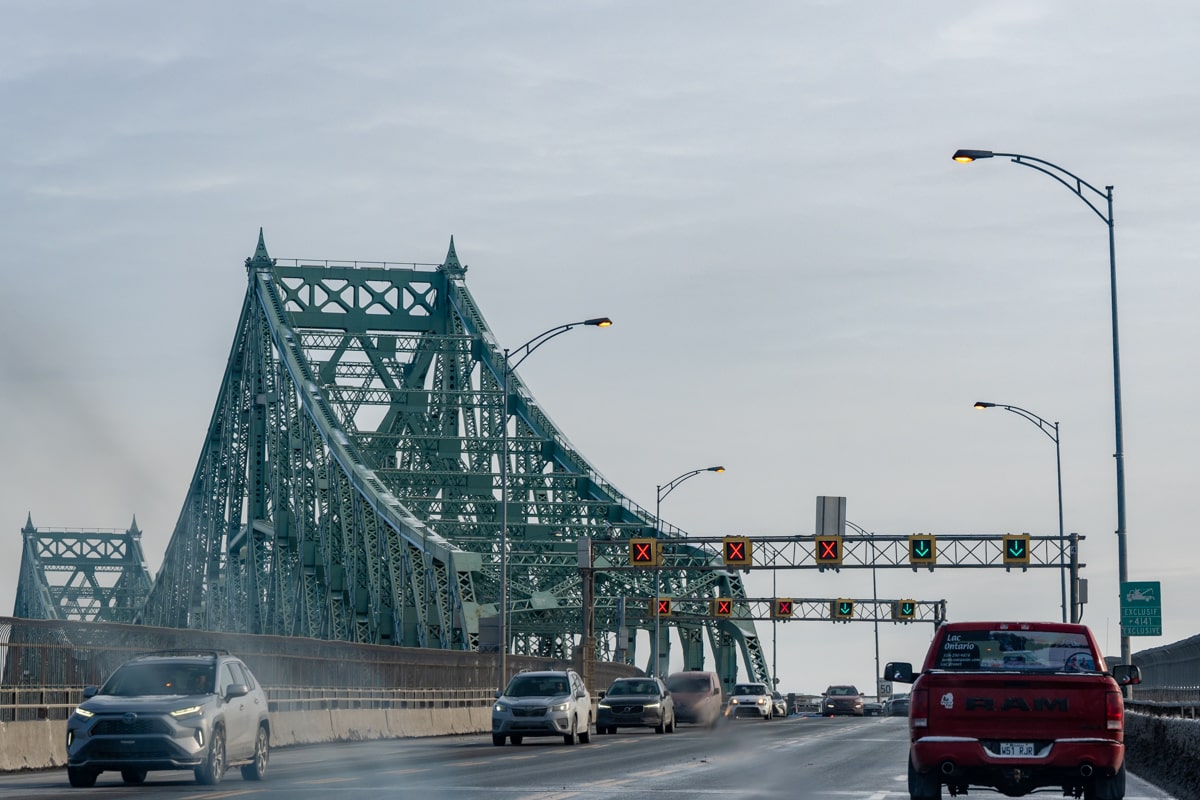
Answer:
[11,233,773,683]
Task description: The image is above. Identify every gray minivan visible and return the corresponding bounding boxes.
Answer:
[666,670,722,727]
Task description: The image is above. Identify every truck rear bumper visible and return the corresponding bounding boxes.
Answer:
[912,737,1124,788]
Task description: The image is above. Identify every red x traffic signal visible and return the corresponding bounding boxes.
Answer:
[722,536,752,567]
[629,538,662,567]
[772,598,794,619]
[815,535,844,567]
[711,597,733,618]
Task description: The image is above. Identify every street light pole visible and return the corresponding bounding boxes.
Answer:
[954,149,1128,663]
[973,401,1069,622]
[845,520,879,698]
[652,465,725,677]
[497,317,612,694]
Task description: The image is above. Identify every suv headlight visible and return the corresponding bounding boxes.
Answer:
[597,701,611,709]
[550,702,569,712]
[170,705,203,719]
[493,702,509,713]
[73,707,94,720]
[757,697,768,705]
[643,701,660,709]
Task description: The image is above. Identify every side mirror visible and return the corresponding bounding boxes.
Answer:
[1111,664,1142,687]
[598,690,606,700]
[885,662,915,684]
[82,686,98,699]
[225,683,249,700]
[576,689,587,699]
[494,690,501,699]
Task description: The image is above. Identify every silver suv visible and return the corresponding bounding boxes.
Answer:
[66,649,270,787]
[492,669,593,746]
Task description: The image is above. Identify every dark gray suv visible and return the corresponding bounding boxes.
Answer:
[65,649,270,787]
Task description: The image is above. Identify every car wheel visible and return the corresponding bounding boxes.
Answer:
[908,756,942,800]
[579,716,591,744]
[655,717,666,733]
[1085,764,1126,800]
[492,733,506,746]
[666,714,675,733]
[194,725,226,785]
[241,725,269,781]
[563,718,578,745]
[67,767,98,788]
[510,735,523,745]
[121,768,147,785]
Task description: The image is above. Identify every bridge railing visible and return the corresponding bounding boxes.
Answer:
[1,616,638,721]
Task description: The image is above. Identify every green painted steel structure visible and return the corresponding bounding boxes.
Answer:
[123,232,770,684]
[15,515,151,623]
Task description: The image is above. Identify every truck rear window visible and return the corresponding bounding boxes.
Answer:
[933,629,1099,673]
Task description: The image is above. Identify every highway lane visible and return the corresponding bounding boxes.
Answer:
[0,716,1177,799]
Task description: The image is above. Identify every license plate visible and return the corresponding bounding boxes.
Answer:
[1000,742,1035,757]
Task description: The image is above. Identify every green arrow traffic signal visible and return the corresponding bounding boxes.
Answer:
[893,599,917,621]
[1002,534,1031,565]
[832,599,854,620]
[908,534,936,565]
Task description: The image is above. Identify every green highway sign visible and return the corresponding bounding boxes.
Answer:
[1120,581,1162,637]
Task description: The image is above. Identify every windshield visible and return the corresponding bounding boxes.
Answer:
[827,686,859,696]
[505,675,570,697]
[933,629,1099,673]
[101,663,215,696]
[667,676,710,693]
[733,683,765,695]
[608,680,659,696]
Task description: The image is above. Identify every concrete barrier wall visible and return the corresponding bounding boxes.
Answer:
[1,705,494,771]
[1124,713,1200,800]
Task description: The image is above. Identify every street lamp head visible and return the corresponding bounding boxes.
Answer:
[709,466,726,473]
[973,401,996,409]
[584,317,613,328]
[953,149,994,163]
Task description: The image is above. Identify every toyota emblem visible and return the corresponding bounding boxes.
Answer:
[122,712,137,725]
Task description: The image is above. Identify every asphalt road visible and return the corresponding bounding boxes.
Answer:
[0,715,1178,799]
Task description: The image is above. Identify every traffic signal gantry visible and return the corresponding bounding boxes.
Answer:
[620,532,1079,572]
[622,595,946,625]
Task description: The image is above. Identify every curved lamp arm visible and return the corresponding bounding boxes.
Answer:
[508,317,612,373]
[657,466,725,505]
[973,401,1058,444]
[952,150,1111,226]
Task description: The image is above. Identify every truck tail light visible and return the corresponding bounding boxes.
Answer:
[912,688,929,728]
[1106,691,1123,731]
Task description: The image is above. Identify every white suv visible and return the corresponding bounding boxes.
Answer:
[492,669,592,746]
[725,681,774,720]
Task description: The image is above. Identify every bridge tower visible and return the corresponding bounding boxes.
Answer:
[123,232,769,683]
[14,514,151,622]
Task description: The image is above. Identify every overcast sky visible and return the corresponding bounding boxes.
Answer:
[3,1,1198,695]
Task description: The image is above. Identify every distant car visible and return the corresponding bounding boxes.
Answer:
[725,681,773,720]
[492,669,592,746]
[597,677,675,734]
[666,670,723,727]
[771,691,788,719]
[885,693,910,717]
[863,700,884,716]
[66,649,270,788]
[822,684,864,716]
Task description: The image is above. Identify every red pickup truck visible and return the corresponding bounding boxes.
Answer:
[886,621,1141,800]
